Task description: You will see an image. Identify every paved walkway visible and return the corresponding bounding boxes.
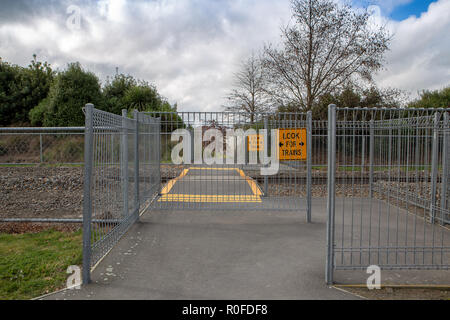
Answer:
[45,201,355,300]
[45,195,450,300]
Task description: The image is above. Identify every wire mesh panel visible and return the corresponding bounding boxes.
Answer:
[440,113,449,224]
[144,112,312,214]
[326,106,450,284]
[82,105,160,283]
[137,112,161,211]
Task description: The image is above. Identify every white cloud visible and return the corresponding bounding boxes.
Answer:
[375,0,450,98]
[0,0,292,111]
[0,0,448,110]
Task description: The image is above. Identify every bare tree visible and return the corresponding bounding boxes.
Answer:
[225,53,270,123]
[263,0,391,112]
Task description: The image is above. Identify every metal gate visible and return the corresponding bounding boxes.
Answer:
[82,104,160,283]
[326,105,450,284]
[145,111,312,218]
[441,113,450,224]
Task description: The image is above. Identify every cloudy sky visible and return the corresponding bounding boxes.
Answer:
[0,0,449,111]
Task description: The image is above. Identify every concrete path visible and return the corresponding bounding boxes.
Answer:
[45,202,355,300]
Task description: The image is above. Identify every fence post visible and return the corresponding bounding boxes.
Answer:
[326,104,336,285]
[369,119,375,198]
[430,112,440,223]
[440,112,449,224]
[133,110,140,219]
[245,135,249,165]
[82,103,94,285]
[39,133,43,163]
[306,111,312,223]
[122,109,129,219]
[264,116,269,197]
[157,118,162,194]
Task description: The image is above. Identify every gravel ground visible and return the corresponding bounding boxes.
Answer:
[0,166,445,222]
[0,167,84,219]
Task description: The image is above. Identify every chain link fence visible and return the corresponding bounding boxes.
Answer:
[0,128,85,226]
[0,127,84,165]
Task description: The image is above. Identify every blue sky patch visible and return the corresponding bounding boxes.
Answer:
[389,0,436,20]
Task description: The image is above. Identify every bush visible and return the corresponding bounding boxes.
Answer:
[43,136,84,163]
[29,97,49,126]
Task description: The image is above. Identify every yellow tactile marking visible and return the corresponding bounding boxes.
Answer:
[158,166,263,203]
[188,167,238,171]
[160,168,189,194]
[159,194,262,203]
[236,168,263,196]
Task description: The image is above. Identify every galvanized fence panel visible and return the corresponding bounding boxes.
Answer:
[439,112,449,224]
[144,111,313,216]
[82,105,160,283]
[326,105,450,284]
[136,111,161,211]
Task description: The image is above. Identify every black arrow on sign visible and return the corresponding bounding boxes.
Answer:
[279,142,284,147]
[300,142,305,146]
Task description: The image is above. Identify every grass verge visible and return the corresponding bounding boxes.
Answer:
[0,229,82,300]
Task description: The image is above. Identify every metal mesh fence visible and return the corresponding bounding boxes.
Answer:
[137,112,161,210]
[0,128,85,224]
[0,127,84,165]
[326,106,450,284]
[4,105,447,285]
[144,111,312,216]
[82,105,160,283]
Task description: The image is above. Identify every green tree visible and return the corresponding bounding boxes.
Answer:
[30,62,103,126]
[0,60,22,125]
[122,81,166,112]
[0,55,53,125]
[103,74,137,114]
[408,86,450,109]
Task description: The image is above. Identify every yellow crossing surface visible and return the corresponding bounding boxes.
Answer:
[159,194,262,203]
[158,167,262,203]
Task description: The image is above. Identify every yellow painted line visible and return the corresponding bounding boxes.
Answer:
[188,167,238,171]
[158,194,262,203]
[236,169,263,196]
[160,195,261,199]
[159,166,263,203]
[161,168,189,194]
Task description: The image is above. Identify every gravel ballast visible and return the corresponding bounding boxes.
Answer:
[0,166,445,222]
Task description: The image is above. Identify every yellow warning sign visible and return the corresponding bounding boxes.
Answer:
[247,134,264,152]
[278,128,307,161]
